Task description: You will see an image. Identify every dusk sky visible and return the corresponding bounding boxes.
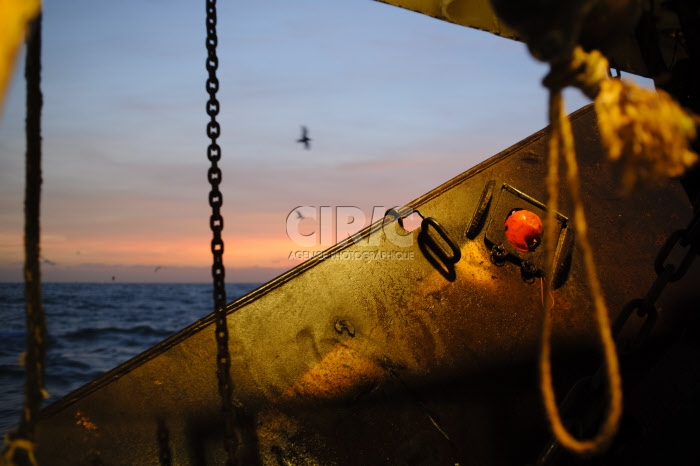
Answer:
[0,0,621,283]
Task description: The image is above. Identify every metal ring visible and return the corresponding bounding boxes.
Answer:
[490,243,507,265]
[520,260,539,283]
[419,217,461,264]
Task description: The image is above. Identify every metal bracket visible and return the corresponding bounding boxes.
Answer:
[484,183,573,287]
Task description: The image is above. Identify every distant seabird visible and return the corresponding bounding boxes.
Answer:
[297,126,311,149]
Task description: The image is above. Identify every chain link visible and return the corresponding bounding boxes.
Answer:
[205,1,238,464]
[614,205,700,345]
[2,13,48,466]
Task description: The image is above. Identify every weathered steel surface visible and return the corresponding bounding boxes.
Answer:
[375,0,519,41]
[35,105,699,464]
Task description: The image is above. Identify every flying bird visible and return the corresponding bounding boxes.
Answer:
[296,210,305,220]
[297,126,311,149]
[154,266,163,273]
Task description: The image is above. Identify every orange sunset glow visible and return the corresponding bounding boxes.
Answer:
[0,0,601,283]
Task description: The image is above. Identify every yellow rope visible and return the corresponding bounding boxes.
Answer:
[541,92,623,455]
[596,78,699,191]
[546,46,699,191]
[539,44,700,455]
[1,437,37,466]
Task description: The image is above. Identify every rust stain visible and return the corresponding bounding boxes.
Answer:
[280,344,384,402]
[75,411,98,432]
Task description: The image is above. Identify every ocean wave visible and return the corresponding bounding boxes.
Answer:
[61,324,176,341]
[47,370,104,389]
[0,364,25,379]
[0,282,262,435]
[46,356,92,371]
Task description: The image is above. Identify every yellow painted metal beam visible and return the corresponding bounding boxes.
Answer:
[376,0,518,41]
[0,0,41,116]
[375,0,660,78]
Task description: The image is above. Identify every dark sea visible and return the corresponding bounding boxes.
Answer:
[0,282,261,436]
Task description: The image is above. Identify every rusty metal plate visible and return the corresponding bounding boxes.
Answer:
[34,105,699,465]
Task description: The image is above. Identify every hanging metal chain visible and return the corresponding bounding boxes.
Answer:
[1,13,47,466]
[205,1,238,464]
[612,204,700,349]
[21,9,46,438]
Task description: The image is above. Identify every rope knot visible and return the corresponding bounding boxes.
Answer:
[545,46,699,192]
[543,47,608,99]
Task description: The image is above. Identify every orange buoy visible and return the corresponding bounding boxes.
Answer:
[504,209,543,252]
